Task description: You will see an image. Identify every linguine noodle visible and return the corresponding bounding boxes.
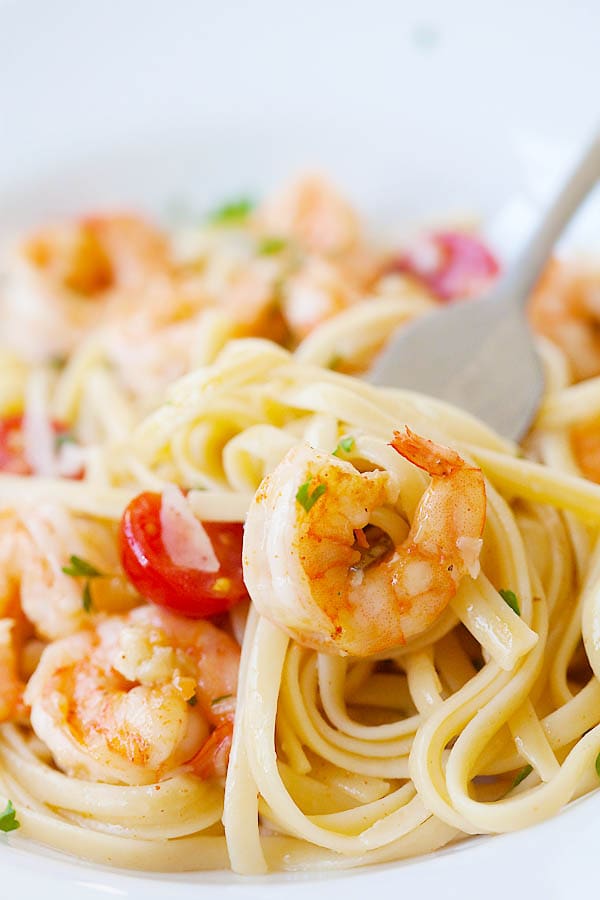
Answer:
[1,178,600,874]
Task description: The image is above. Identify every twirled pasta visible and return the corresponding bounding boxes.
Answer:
[1,336,599,874]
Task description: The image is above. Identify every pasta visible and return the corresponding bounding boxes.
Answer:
[1,177,600,876]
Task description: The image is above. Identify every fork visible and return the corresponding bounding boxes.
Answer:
[369,130,600,442]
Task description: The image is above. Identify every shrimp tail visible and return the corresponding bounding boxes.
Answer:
[188,723,234,780]
[390,427,465,476]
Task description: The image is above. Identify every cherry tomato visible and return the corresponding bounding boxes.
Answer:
[392,231,499,301]
[119,491,248,618]
[0,415,78,476]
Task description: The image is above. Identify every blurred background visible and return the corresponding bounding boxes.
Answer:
[1,0,598,255]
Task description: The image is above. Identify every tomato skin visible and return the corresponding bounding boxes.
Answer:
[392,231,499,301]
[0,415,31,475]
[0,415,78,476]
[119,491,248,618]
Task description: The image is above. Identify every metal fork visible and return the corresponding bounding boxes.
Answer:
[369,130,600,442]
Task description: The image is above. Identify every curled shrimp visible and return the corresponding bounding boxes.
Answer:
[529,258,600,381]
[2,214,172,363]
[25,605,240,785]
[243,428,486,656]
[257,174,362,257]
[23,214,171,298]
[0,505,137,641]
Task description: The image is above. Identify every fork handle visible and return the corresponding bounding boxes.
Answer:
[504,127,600,306]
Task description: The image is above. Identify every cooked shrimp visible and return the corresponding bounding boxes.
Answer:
[257,174,362,257]
[243,428,486,656]
[529,258,600,381]
[24,214,171,298]
[0,505,137,640]
[1,214,172,363]
[0,619,25,723]
[570,420,600,483]
[282,257,361,341]
[25,605,240,785]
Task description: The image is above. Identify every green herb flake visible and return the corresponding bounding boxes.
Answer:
[0,800,20,833]
[211,694,233,706]
[209,197,254,226]
[296,479,327,513]
[187,695,198,707]
[504,764,533,797]
[82,581,93,614]
[327,354,343,371]
[258,236,287,255]
[499,589,520,616]
[48,355,67,370]
[55,431,77,450]
[333,436,355,457]
[62,555,104,579]
[595,751,600,779]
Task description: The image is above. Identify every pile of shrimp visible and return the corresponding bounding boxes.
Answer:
[0,504,240,785]
[0,420,488,794]
[0,175,496,415]
[0,178,382,400]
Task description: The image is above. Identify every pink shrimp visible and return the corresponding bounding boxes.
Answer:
[243,428,486,656]
[25,605,240,785]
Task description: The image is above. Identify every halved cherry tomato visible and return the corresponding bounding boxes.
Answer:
[119,491,247,618]
[392,231,499,301]
[0,415,79,476]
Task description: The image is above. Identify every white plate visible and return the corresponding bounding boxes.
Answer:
[1,0,599,896]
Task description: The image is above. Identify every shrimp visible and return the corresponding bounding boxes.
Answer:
[0,505,137,641]
[529,258,600,381]
[282,257,361,341]
[23,214,171,298]
[2,214,172,363]
[570,420,600,483]
[24,605,240,785]
[256,176,380,340]
[257,174,362,257]
[243,427,486,656]
[0,619,25,723]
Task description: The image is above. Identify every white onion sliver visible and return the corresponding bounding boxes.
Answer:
[160,484,220,571]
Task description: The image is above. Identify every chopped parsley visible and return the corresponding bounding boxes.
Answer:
[296,479,327,513]
[62,555,104,578]
[258,236,287,255]
[0,800,20,833]
[209,197,254,226]
[54,430,76,450]
[596,751,600,779]
[333,436,355,457]
[187,695,198,707]
[82,582,93,614]
[327,354,343,371]
[211,694,233,706]
[62,555,105,613]
[499,589,520,616]
[502,764,533,798]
